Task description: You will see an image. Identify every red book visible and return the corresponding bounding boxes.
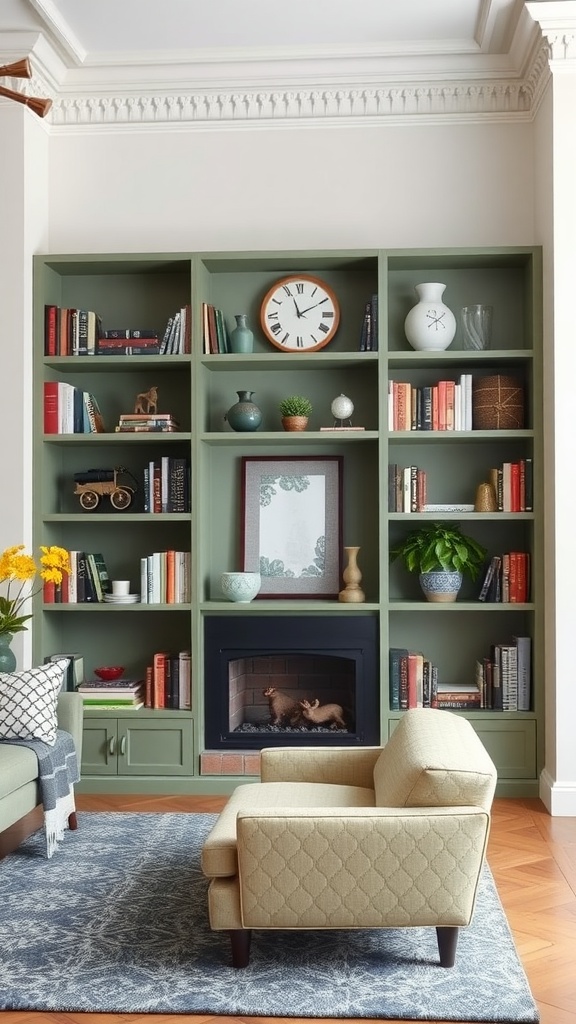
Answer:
[59,307,70,356]
[432,386,439,430]
[166,550,176,604]
[445,381,455,431]
[438,381,447,430]
[508,552,519,602]
[43,579,55,603]
[44,305,57,356]
[43,381,59,434]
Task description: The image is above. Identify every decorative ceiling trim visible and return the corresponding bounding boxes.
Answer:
[46,81,536,130]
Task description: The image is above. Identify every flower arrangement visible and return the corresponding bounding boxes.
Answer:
[0,545,70,637]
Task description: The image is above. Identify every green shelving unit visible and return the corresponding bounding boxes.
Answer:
[33,247,543,796]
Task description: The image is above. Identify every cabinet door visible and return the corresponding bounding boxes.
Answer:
[82,718,119,775]
[118,718,194,776]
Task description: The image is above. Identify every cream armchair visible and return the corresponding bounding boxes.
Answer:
[201,708,497,968]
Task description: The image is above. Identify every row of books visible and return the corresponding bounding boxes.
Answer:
[389,648,438,710]
[115,412,180,433]
[145,650,192,709]
[474,637,532,710]
[388,375,473,431]
[490,460,533,512]
[389,635,532,711]
[160,306,191,355]
[478,552,530,603]
[44,303,191,357]
[359,294,378,351]
[202,303,230,354]
[140,550,191,604]
[388,464,427,513]
[43,382,104,434]
[143,457,191,513]
[43,551,111,603]
[44,305,103,357]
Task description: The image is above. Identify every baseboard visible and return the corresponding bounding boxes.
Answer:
[539,768,576,815]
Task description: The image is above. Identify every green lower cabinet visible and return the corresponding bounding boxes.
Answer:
[82,714,194,776]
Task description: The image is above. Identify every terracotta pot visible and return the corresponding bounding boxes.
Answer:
[281,416,308,432]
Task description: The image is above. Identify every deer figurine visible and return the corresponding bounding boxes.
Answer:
[263,686,302,727]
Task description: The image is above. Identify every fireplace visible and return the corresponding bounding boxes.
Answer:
[204,615,379,749]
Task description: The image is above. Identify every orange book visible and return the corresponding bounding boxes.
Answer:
[445,381,455,431]
[437,380,447,431]
[432,386,439,430]
[152,651,169,709]
[166,549,176,604]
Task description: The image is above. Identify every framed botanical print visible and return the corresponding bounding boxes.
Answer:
[241,455,343,598]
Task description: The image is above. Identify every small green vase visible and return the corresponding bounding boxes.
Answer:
[0,633,17,673]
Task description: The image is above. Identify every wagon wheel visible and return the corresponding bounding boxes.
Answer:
[79,490,100,510]
[110,487,133,510]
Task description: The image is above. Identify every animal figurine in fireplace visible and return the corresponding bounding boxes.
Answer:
[300,698,347,730]
[263,686,302,727]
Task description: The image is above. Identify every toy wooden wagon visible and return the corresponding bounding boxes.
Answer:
[73,467,136,511]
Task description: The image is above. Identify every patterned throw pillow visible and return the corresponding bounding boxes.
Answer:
[0,660,69,746]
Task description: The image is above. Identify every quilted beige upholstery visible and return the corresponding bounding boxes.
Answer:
[201,708,497,967]
[372,708,496,810]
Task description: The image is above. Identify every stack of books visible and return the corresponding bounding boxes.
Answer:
[77,678,145,709]
[96,330,160,356]
[115,413,179,433]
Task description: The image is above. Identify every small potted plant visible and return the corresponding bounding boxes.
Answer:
[389,521,487,603]
[279,395,313,432]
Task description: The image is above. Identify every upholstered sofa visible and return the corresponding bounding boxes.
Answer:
[201,707,497,968]
[0,692,83,850]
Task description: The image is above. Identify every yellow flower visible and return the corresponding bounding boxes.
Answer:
[0,545,70,637]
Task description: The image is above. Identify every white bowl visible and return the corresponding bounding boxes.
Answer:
[221,572,261,603]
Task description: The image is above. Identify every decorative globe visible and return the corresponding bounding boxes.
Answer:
[221,572,261,603]
[331,394,354,421]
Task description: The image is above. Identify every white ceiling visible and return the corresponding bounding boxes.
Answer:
[0,0,552,126]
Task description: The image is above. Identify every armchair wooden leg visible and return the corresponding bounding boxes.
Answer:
[229,929,252,968]
[436,926,458,967]
[68,811,78,831]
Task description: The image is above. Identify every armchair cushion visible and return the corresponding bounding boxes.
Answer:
[373,708,497,811]
[201,780,375,878]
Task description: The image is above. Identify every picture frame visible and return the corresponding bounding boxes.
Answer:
[241,455,343,599]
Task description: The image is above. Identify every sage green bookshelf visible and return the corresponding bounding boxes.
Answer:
[33,247,543,796]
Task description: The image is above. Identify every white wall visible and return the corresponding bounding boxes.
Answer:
[48,121,535,252]
[0,106,49,665]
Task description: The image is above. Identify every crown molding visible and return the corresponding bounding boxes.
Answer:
[0,5,558,130]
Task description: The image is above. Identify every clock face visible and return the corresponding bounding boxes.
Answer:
[260,274,340,352]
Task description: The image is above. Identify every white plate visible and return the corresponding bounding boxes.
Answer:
[103,594,140,602]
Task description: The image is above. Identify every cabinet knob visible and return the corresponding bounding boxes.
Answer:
[120,734,127,756]
[108,736,115,755]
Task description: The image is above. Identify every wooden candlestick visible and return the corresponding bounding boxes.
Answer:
[338,546,366,603]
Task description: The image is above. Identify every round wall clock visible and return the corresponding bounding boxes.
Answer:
[260,274,340,352]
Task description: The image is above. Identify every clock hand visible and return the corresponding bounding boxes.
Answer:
[298,299,327,315]
[292,298,303,318]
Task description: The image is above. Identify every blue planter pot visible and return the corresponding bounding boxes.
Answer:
[419,570,462,603]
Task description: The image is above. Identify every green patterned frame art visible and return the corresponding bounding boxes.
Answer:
[241,455,343,598]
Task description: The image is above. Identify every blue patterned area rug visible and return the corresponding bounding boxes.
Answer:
[0,812,538,1021]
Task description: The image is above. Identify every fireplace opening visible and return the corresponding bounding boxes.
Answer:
[204,615,379,750]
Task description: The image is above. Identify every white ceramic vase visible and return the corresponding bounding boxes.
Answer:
[404,282,456,351]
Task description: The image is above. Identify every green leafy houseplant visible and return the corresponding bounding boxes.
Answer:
[390,522,487,582]
[279,395,313,418]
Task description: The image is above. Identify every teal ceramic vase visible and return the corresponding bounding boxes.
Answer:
[224,391,262,432]
[229,314,254,354]
[0,633,17,673]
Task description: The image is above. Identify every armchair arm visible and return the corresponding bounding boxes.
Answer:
[260,746,383,789]
[57,692,84,764]
[236,806,490,930]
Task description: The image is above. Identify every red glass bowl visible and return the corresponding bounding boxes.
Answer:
[94,666,125,682]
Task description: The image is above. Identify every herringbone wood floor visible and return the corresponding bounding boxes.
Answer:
[2,795,575,1024]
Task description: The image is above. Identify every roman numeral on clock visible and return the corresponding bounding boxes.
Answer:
[296,336,304,347]
[318,322,329,334]
[323,311,334,318]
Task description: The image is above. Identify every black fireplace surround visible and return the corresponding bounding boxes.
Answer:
[204,615,379,750]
